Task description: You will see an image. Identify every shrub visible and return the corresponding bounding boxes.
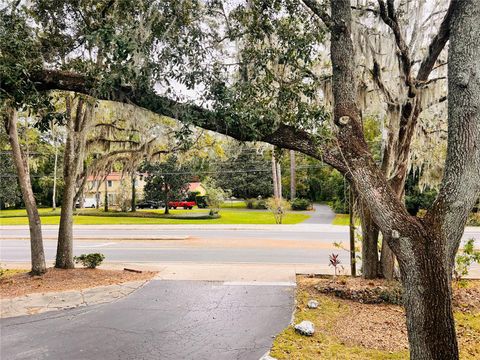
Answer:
[74,253,105,269]
[203,178,229,216]
[245,198,268,209]
[196,195,208,208]
[332,198,348,214]
[266,197,290,224]
[467,213,480,226]
[454,239,480,282]
[291,198,313,211]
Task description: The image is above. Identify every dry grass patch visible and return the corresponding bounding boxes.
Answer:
[270,276,480,360]
[0,267,156,298]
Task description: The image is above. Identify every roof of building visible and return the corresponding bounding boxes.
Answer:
[188,182,205,192]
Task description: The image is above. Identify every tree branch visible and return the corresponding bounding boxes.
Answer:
[301,0,334,29]
[21,69,347,173]
[377,0,414,95]
[416,1,455,82]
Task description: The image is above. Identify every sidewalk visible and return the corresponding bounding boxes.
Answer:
[1,261,336,282]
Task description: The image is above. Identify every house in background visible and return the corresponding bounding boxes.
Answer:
[81,173,205,207]
[188,182,207,196]
[83,172,147,207]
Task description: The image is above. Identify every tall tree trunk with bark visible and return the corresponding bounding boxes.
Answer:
[290,150,296,200]
[271,150,279,198]
[276,160,282,199]
[104,178,109,212]
[3,107,46,275]
[349,185,356,277]
[51,121,58,211]
[358,201,379,278]
[131,172,136,212]
[324,1,480,357]
[56,97,92,269]
[164,183,170,215]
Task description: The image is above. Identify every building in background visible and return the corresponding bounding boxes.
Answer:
[82,173,205,207]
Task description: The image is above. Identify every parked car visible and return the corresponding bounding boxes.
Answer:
[168,200,196,209]
[75,197,98,208]
[136,200,164,209]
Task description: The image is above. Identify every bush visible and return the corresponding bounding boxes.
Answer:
[196,195,208,208]
[74,253,105,269]
[467,213,480,226]
[245,198,268,209]
[454,239,480,281]
[266,197,290,224]
[332,198,348,214]
[291,198,313,211]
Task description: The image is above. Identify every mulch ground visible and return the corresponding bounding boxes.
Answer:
[299,276,480,353]
[0,267,156,298]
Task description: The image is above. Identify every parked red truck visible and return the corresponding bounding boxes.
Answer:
[168,200,196,209]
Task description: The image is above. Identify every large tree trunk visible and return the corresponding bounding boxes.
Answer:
[358,201,379,279]
[276,160,282,199]
[398,231,458,359]
[164,184,170,215]
[326,0,480,357]
[4,107,46,275]
[271,150,279,198]
[51,121,58,211]
[131,172,136,212]
[56,97,91,269]
[104,178,109,212]
[290,150,296,200]
[56,165,76,269]
[348,185,356,277]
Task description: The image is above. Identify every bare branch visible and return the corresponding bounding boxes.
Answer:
[416,1,455,81]
[377,0,414,95]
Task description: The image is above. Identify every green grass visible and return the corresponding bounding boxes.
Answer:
[220,201,247,209]
[332,214,361,226]
[0,208,62,217]
[0,268,28,277]
[0,208,309,225]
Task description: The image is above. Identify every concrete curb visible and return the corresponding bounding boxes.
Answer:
[0,279,149,319]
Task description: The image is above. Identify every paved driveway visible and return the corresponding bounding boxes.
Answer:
[1,280,294,360]
[302,203,336,224]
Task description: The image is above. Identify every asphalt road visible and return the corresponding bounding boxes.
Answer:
[1,280,295,360]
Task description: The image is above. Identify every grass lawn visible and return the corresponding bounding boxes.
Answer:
[220,201,248,209]
[270,276,480,360]
[0,208,309,225]
[0,208,63,217]
[332,214,361,226]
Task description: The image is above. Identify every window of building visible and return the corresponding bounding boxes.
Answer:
[108,180,113,187]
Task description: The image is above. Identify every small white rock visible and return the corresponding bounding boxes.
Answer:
[307,300,319,309]
[294,320,315,336]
